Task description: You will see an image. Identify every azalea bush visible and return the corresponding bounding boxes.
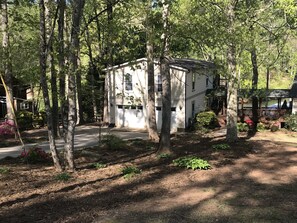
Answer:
[20,147,50,164]
[0,121,16,138]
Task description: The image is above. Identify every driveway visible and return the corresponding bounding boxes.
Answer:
[0,125,148,160]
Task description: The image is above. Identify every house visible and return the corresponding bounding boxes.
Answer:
[104,58,216,131]
[0,80,32,119]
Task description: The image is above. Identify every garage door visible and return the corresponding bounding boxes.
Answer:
[116,105,146,129]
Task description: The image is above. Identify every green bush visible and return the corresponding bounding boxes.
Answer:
[173,156,211,170]
[16,111,33,130]
[0,167,10,175]
[285,114,297,132]
[271,125,279,132]
[93,162,107,169]
[237,122,249,132]
[212,143,230,150]
[54,172,71,181]
[194,111,219,130]
[33,112,46,128]
[257,122,267,131]
[121,166,141,179]
[101,134,126,150]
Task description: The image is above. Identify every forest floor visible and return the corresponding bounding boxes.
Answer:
[0,128,297,223]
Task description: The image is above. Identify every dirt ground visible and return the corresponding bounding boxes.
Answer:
[0,129,297,223]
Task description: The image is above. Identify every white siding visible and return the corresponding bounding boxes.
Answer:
[185,69,214,127]
[106,59,212,131]
[292,98,297,114]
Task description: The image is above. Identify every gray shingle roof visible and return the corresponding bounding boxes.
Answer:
[170,58,216,71]
[290,75,297,98]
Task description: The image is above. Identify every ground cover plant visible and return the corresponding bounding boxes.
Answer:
[0,129,297,222]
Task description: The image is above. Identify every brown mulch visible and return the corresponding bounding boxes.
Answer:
[0,130,297,223]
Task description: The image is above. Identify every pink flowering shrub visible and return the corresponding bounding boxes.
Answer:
[0,121,16,138]
[20,147,50,164]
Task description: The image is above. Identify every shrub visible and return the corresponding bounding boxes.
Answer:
[33,112,46,128]
[212,143,230,150]
[285,114,297,132]
[101,134,126,150]
[121,166,141,179]
[173,156,211,170]
[158,153,171,159]
[93,162,107,169]
[237,122,249,132]
[20,147,50,164]
[16,111,33,130]
[0,121,16,137]
[270,125,279,132]
[194,111,219,130]
[257,122,267,131]
[55,172,71,181]
[0,167,10,175]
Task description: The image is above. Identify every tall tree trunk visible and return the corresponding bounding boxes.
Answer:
[251,47,259,132]
[64,0,85,171]
[103,0,113,124]
[1,0,14,125]
[39,0,62,172]
[226,3,238,142]
[76,55,83,124]
[58,0,66,138]
[158,0,171,154]
[146,0,159,142]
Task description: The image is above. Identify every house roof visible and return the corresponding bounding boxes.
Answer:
[290,75,297,98]
[206,88,292,98]
[169,58,216,71]
[103,58,215,72]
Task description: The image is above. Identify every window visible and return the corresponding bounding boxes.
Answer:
[191,101,195,118]
[192,73,195,91]
[206,77,209,87]
[156,106,162,111]
[156,75,162,92]
[125,73,133,91]
[171,107,176,112]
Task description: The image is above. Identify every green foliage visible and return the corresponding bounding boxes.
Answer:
[121,166,141,179]
[20,147,50,164]
[285,114,297,132]
[32,112,46,128]
[173,156,211,170]
[237,123,249,132]
[158,153,171,159]
[93,162,107,169]
[194,111,219,130]
[257,122,267,132]
[16,111,33,130]
[271,125,279,132]
[0,167,10,175]
[101,134,126,150]
[54,172,71,182]
[212,143,230,150]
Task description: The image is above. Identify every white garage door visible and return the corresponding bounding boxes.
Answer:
[116,105,146,129]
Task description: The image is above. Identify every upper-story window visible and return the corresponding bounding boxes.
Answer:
[125,73,133,91]
[192,73,195,91]
[156,75,162,92]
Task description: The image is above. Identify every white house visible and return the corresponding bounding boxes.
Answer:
[104,58,216,132]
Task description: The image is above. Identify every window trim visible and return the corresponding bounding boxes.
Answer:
[125,73,133,91]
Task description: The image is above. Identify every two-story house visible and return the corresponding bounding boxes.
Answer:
[104,58,216,132]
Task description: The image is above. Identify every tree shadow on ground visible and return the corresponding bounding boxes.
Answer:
[1,132,297,223]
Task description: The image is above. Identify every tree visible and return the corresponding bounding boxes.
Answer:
[226,1,238,142]
[158,0,171,153]
[146,0,159,142]
[1,0,14,125]
[64,0,85,171]
[39,0,62,171]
